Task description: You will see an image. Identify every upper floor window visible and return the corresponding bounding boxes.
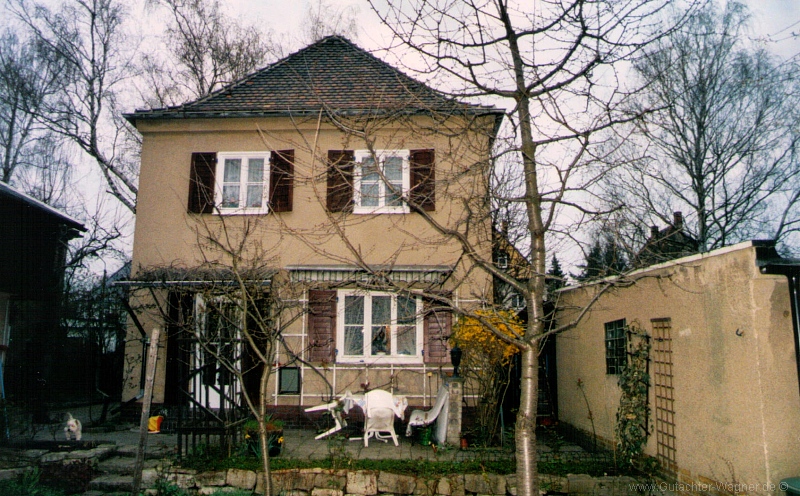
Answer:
[605,319,627,375]
[188,150,293,215]
[326,149,435,214]
[218,153,269,213]
[337,290,423,363]
[353,150,410,214]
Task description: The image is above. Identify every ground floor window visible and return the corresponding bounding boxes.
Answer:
[337,290,423,363]
[605,318,627,375]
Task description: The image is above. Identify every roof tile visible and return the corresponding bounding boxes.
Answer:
[127,36,499,121]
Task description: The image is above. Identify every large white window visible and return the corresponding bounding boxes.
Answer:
[216,152,270,213]
[193,294,243,409]
[337,290,422,363]
[353,150,410,214]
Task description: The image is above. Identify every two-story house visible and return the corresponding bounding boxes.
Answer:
[121,36,503,438]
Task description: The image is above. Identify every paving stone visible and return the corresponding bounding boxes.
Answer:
[97,456,160,475]
[40,452,68,463]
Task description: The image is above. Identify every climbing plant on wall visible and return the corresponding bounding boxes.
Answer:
[615,322,651,468]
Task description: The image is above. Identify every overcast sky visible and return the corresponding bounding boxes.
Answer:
[189,0,800,61]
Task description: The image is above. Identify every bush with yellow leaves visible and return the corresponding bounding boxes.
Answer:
[452,309,523,446]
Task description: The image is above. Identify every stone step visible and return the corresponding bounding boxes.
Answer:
[97,456,164,475]
[114,443,176,459]
[88,474,133,492]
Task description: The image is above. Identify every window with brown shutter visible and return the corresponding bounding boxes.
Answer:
[423,299,452,364]
[189,152,216,214]
[270,150,294,212]
[327,150,354,212]
[410,149,435,212]
[307,290,337,362]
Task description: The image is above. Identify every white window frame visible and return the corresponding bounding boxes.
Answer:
[353,149,410,214]
[193,294,243,409]
[336,290,423,364]
[215,152,271,214]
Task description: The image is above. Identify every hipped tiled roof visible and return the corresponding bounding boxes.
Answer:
[126,36,501,122]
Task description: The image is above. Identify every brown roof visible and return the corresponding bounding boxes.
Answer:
[126,36,501,122]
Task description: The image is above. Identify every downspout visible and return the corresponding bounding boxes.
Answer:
[785,272,800,400]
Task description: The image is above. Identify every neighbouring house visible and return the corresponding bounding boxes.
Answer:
[634,211,699,268]
[0,181,85,421]
[121,36,503,446]
[555,240,800,489]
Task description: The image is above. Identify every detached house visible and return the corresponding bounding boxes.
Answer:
[121,37,503,440]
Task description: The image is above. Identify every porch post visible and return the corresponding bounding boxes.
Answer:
[445,377,463,446]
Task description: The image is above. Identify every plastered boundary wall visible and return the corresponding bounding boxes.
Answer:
[555,241,800,491]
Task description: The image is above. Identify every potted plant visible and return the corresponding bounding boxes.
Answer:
[242,414,285,457]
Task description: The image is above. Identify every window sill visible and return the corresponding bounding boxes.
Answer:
[337,356,423,365]
[353,206,409,215]
[215,208,271,215]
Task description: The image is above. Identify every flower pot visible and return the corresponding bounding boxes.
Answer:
[419,427,432,446]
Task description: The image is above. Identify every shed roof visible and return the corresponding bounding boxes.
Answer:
[126,36,502,124]
[0,181,85,236]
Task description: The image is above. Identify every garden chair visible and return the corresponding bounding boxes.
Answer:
[405,385,449,437]
[305,398,347,440]
[363,389,400,447]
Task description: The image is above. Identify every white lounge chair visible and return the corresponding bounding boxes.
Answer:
[406,385,449,437]
[305,399,347,440]
[363,389,400,447]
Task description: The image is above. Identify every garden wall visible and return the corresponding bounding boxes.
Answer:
[146,467,640,496]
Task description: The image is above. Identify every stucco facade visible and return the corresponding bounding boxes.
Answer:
[121,37,502,420]
[556,241,800,489]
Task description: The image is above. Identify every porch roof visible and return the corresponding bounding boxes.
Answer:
[115,266,276,288]
[286,264,452,285]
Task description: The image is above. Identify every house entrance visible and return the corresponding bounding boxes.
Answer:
[652,318,676,473]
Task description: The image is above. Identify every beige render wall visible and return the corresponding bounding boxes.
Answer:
[556,242,800,489]
[131,116,493,277]
[123,115,494,406]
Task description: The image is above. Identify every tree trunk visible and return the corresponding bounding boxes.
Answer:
[515,345,539,496]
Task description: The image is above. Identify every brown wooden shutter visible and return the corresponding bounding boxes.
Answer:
[188,152,216,214]
[410,149,435,212]
[307,290,337,362]
[270,150,294,212]
[423,298,451,364]
[327,150,354,212]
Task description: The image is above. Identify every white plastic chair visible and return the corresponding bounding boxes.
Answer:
[363,389,400,447]
[406,385,449,437]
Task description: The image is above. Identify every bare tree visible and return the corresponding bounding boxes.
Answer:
[602,1,800,252]
[141,0,272,107]
[364,1,695,492]
[300,0,360,46]
[10,0,140,213]
[0,29,61,183]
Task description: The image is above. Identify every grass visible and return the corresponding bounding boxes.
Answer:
[180,446,618,478]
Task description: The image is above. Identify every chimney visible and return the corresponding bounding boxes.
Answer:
[650,225,659,239]
[673,211,683,229]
